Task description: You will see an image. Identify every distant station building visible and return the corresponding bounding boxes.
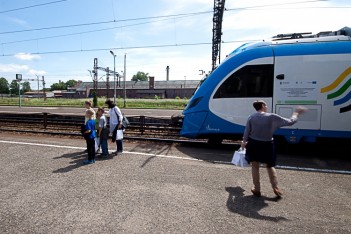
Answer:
[67,78,199,99]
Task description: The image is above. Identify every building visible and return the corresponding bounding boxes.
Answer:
[66,78,200,99]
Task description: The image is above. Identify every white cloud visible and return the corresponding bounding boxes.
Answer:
[14,53,41,61]
[28,69,46,76]
[7,17,30,28]
[0,64,29,73]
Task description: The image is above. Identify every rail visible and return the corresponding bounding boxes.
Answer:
[0,112,185,140]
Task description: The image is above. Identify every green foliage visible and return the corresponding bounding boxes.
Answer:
[50,79,78,91]
[0,77,9,94]
[175,96,180,100]
[131,71,149,82]
[0,98,188,109]
[22,81,31,93]
[66,79,78,88]
[154,95,160,100]
[92,91,98,107]
[10,80,19,95]
[50,81,67,91]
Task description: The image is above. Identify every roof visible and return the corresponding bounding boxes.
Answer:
[75,80,200,91]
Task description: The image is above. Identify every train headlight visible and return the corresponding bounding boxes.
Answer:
[185,96,203,110]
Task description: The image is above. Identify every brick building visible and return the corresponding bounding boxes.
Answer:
[64,77,200,99]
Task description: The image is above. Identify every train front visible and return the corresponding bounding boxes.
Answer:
[180,41,273,141]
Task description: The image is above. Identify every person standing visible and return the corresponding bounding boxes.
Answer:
[241,100,306,198]
[82,100,96,152]
[84,100,96,123]
[83,109,96,164]
[97,107,109,157]
[105,99,123,155]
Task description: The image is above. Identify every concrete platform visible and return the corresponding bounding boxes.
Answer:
[0,133,350,233]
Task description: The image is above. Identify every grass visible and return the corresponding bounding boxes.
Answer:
[0,97,189,109]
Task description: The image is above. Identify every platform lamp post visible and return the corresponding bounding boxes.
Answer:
[16,74,22,108]
[110,50,117,104]
[123,53,127,108]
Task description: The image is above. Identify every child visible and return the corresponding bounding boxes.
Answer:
[97,107,109,157]
[84,100,96,123]
[95,110,101,153]
[83,109,96,164]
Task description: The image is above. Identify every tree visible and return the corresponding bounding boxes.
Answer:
[22,81,31,93]
[50,81,67,91]
[10,80,19,95]
[65,79,78,88]
[0,77,9,94]
[131,71,149,82]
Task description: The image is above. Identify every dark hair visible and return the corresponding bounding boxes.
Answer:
[105,99,116,109]
[253,100,266,111]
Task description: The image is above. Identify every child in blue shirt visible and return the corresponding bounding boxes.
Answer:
[83,109,97,164]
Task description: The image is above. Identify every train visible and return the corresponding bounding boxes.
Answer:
[181,27,351,144]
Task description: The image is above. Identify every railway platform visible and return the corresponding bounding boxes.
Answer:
[0,133,350,233]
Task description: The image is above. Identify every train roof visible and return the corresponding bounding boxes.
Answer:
[228,27,351,57]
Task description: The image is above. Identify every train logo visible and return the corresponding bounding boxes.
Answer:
[321,67,351,113]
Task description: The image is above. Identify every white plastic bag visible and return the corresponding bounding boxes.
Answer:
[116,129,123,140]
[95,137,100,152]
[231,149,250,167]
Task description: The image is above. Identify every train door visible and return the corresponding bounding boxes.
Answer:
[273,54,322,135]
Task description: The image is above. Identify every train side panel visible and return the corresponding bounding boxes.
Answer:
[272,42,351,141]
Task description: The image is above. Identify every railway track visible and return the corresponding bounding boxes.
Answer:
[0,112,217,145]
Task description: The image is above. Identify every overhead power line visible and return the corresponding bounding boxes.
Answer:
[0,0,337,35]
[1,14,203,45]
[0,0,68,14]
[0,40,255,57]
[0,11,212,35]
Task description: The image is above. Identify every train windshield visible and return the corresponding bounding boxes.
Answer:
[213,64,274,98]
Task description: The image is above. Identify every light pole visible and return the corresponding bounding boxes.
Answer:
[110,50,117,104]
[123,53,126,108]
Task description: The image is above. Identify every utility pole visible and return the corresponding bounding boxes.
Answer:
[93,58,98,96]
[212,0,226,71]
[123,53,126,108]
[42,76,46,100]
[110,51,117,103]
[16,74,22,108]
[106,67,110,98]
[93,57,119,101]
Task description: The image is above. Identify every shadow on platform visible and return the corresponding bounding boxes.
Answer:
[225,186,288,222]
[52,150,115,173]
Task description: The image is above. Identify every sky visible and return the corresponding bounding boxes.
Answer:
[0,0,350,89]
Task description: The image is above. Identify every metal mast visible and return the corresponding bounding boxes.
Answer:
[93,58,119,98]
[212,0,225,71]
[93,58,98,93]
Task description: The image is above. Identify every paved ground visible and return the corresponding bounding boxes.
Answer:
[0,133,350,233]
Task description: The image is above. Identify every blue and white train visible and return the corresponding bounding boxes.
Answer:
[181,27,351,144]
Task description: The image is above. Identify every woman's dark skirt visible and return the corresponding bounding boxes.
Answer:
[245,138,276,167]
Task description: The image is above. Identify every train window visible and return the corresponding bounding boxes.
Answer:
[213,64,274,98]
